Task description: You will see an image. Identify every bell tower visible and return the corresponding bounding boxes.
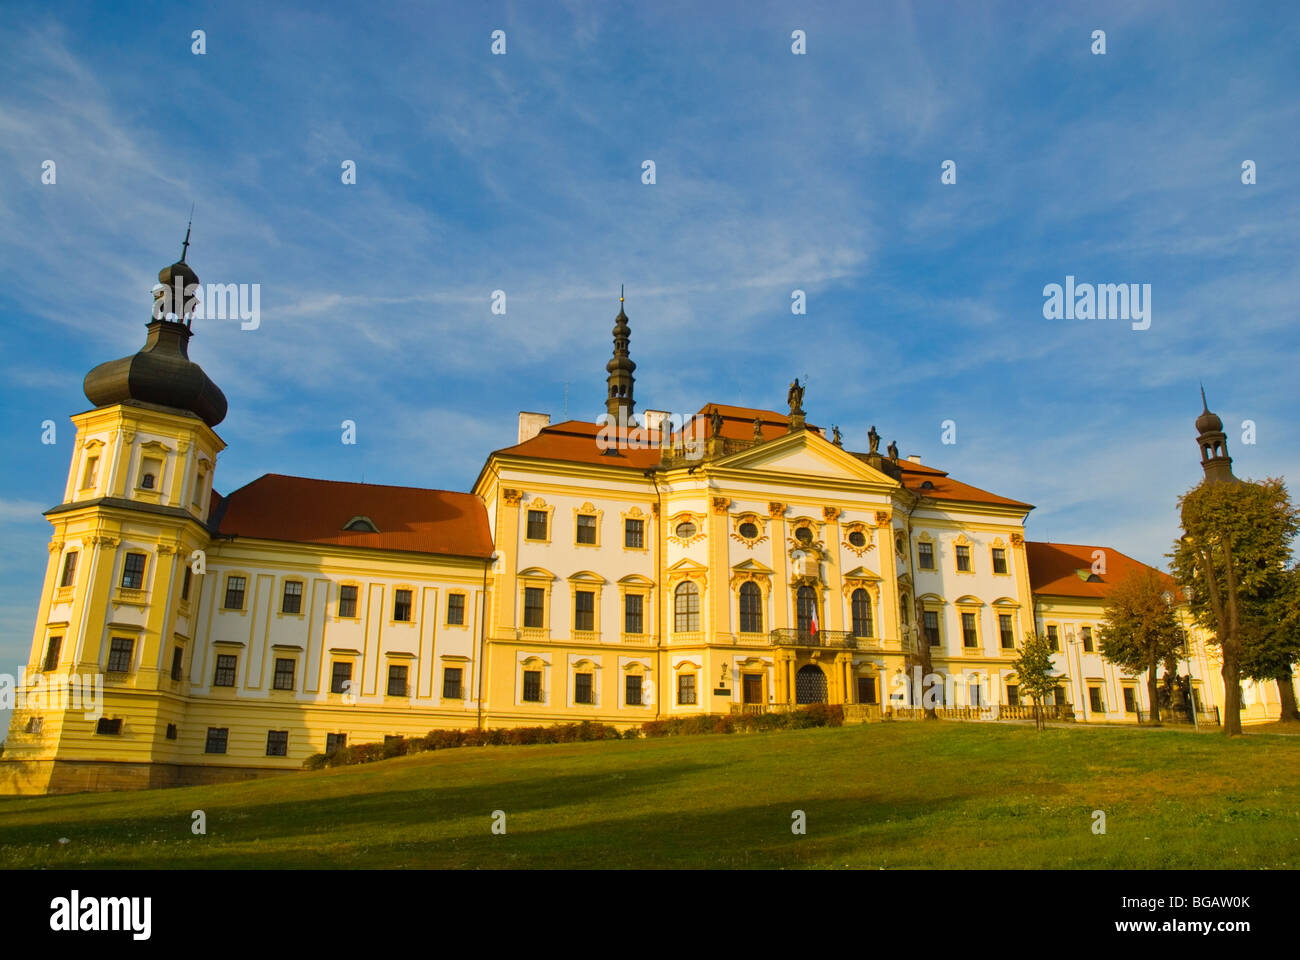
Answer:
[1194,387,1236,485]
[605,287,636,420]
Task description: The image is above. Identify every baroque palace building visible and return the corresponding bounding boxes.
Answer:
[1,250,1292,794]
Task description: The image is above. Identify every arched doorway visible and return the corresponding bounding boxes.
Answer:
[795,664,827,704]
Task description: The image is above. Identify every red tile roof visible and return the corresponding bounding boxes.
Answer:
[213,474,494,559]
[1026,541,1175,599]
[494,419,663,469]
[897,461,1033,509]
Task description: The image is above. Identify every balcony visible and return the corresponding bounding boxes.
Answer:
[769,628,857,649]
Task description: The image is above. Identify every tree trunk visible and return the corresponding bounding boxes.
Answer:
[1277,665,1300,722]
[1146,662,1162,725]
[915,596,938,720]
[1221,655,1243,736]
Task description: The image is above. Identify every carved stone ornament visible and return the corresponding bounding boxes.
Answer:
[768,502,786,518]
[711,497,731,515]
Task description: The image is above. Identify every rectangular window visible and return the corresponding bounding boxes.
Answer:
[955,545,971,571]
[1081,625,1094,652]
[1006,684,1019,706]
[447,593,465,625]
[917,542,934,569]
[442,667,463,700]
[857,676,877,704]
[625,518,644,548]
[626,674,643,707]
[999,614,1015,649]
[574,672,594,704]
[923,610,941,647]
[574,590,595,631]
[523,587,545,628]
[337,584,358,618]
[96,717,122,735]
[223,575,246,610]
[387,664,408,697]
[992,547,1008,574]
[213,654,238,687]
[60,552,78,588]
[43,636,62,672]
[1089,686,1105,713]
[273,657,296,690]
[526,509,547,540]
[165,723,177,740]
[282,580,303,614]
[205,727,228,754]
[330,661,353,694]
[961,612,978,647]
[121,552,147,590]
[393,588,413,622]
[139,457,162,490]
[193,469,207,506]
[1047,625,1059,651]
[181,565,192,601]
[677,673,696,705]
[325,733,347,754]
[522,669,542,702]
[170,646,184,682]
[624,593,643,634]
[266,730,289,757]
[576,514,597,544]
[107,637,134,673]
[1122,687,1137,713]
[82,455,99,489]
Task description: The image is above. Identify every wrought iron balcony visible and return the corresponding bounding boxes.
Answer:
[770,628,857,649]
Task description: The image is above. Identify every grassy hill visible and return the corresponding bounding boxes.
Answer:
[1,722,1297,869]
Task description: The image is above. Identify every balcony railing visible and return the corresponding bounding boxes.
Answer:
[770,628,856,649]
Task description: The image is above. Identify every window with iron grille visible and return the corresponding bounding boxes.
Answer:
[796,586,817,632]
[393,589,413,622]
[273,657,296,690]
[223,575,246,610]
[1088,687,1105,713]
[625,518,644,548]
[991,547,1008,574]
[1081,625,1094,652]
[266,730,289,757]
[851,589,872,638]
[674,582,700,632]
[522,669,542,702]
[447,593,465,625]
[1006,684,1019,706]
[205,727,228,754]
[999,614,1015,648]
[442,667,463,700]
[96,717,122,735]
[42,636,61,672]
[387,664,408,696]
[955,545,971,572]
[330,661,352,694]
[121,552,147,590]
[181,565,192,600]
[325,733,347,754]
[857,676,877,704]
[107,637,134,673]
[337,584,358,618]
[677,673,697,705]
[917,542,934,569]
[923,611,940,647]
[576,514,597,544]
[213,654,238,687]
[574,672,594,704]
[574,590,595,631]
[60,551,78,588]
[171,646,184,681]
[1047,625,1059,651]
[739,582,762,633]
[961,612,978,647]
[526,510,547,540]
[625,674,643,706]
[523,587,545,628]
[282,580,303,614]
[624,593,643,634]
[1122,687,1137,713]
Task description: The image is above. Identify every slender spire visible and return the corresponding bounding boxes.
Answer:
[605,287,636,419]
[1200,382,1208,413]
[1194,388,1235,484]
[180,203,194,262]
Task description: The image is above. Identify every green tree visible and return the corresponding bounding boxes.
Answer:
[1239,564,1300,722]
[1097,567,1187,725]
[1013,631,1059,731]
[1171,477,1299,736]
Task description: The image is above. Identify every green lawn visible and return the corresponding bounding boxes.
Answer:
[2,722,1297,868]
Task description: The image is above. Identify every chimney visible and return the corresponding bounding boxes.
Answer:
[517,412,550,444]
[908,454,922,464]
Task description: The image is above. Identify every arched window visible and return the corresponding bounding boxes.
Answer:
[851,588,873,638]
[796,585,817,633]
[674,581,700,632]
[739,582,762,633]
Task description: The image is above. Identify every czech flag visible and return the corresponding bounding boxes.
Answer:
[810,611,819,637]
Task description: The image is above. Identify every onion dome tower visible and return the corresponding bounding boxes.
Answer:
[83,226,227,427]
[605,286,636,420]
[1194,387,1236,485]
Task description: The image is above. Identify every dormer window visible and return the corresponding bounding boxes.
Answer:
[343,516,379,533]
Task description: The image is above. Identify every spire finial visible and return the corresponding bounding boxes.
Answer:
[619,284,625,310]
[1200,383,1209,413]
[180,203,194,262]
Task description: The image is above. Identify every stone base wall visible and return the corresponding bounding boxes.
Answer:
[0,758,295,796]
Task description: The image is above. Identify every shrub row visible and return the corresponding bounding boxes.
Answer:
[641,703,844,737]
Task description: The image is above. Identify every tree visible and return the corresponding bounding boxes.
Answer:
[1239,564,1300,722]
[1170,477,1299,736]
[1013,631,1059,731]
[1097,567,1187,725]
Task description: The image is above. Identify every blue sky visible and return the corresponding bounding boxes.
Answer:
[1,1,1298,718]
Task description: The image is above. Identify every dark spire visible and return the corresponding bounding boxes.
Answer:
[1194,388,1235,484]
[180,207,193,262]
[605,287,635,419]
